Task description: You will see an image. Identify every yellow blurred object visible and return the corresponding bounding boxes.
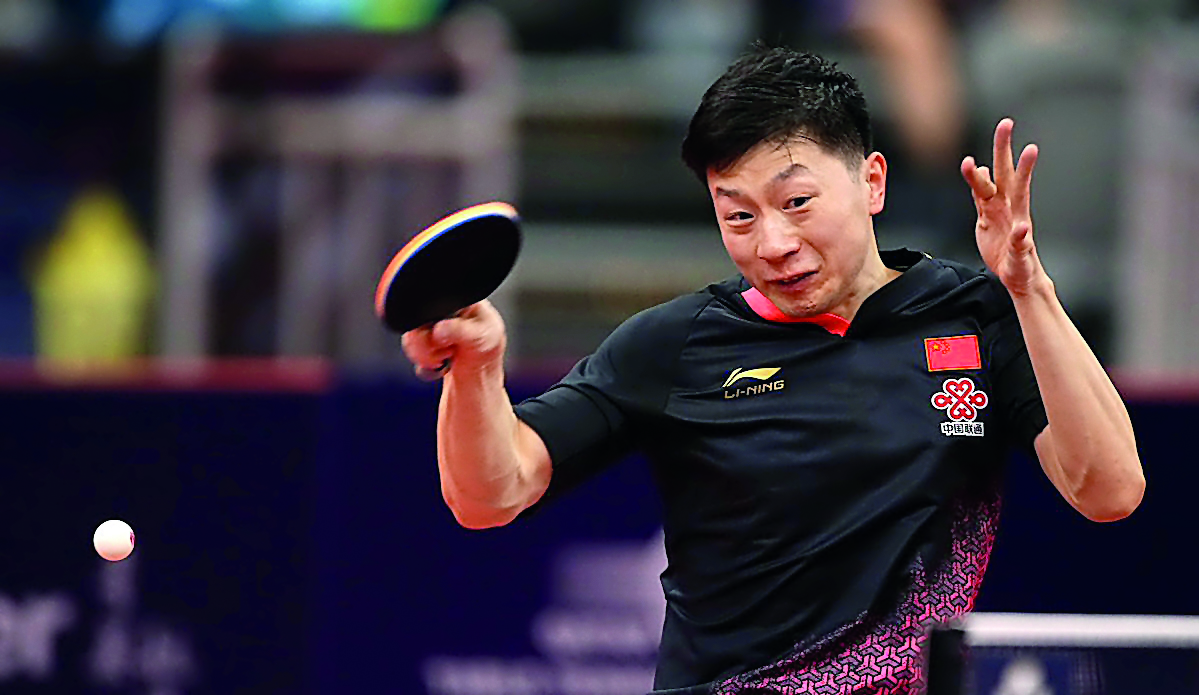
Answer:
[30,187,155,365]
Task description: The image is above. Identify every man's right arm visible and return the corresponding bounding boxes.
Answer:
[402,301,552,529]
[436,362,552,529]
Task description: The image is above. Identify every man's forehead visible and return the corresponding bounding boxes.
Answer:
[709,136,864,192]
[710,143,820,190]
[713,162,810,197]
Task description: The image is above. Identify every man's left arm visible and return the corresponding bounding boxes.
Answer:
[1014,281,1144,521]
[963,118,1145,522]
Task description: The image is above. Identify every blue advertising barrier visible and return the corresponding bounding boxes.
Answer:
[0,375,322,694]
[0,365,1192,694]
[316,374,664,695]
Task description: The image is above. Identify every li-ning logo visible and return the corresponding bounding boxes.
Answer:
[931,377,988,436]
[723,367,785,399]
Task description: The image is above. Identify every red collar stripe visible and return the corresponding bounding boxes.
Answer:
[741,287,851,337]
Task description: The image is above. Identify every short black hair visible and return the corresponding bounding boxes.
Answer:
[681,45,873,182]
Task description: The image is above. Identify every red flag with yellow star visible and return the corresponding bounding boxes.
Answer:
[924,335,981,371]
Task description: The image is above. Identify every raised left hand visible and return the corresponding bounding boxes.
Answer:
[961,118,1048,297]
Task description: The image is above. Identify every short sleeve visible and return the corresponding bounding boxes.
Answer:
[982,278,1049,457]
[514,293,711,507]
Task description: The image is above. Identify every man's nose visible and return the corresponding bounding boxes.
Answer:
[756,213,801,261]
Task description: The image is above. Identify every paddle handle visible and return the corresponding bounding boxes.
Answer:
[414,359,452,381]
[411,309,466,380]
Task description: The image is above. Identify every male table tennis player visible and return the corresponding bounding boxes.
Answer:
[401,47,1144,694]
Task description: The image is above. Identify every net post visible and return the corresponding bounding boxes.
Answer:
[926,621,966,695]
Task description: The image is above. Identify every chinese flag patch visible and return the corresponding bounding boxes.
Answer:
[924,335,981,371]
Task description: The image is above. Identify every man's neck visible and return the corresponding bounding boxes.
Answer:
[830,252,904,322]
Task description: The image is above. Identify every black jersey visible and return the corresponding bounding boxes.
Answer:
[514,249,1048,692]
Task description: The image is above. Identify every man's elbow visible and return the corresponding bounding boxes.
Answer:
[442,487,523,530]
[1079,469,1146,523]
[451,504,521,530]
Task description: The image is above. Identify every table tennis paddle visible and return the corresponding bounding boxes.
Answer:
[374,201,522,376]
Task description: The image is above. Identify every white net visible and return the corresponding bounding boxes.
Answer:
[929,613,1199,695]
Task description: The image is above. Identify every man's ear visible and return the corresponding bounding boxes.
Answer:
[864,152,887,216]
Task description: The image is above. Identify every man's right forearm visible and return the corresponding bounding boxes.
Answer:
[436,362,551,529]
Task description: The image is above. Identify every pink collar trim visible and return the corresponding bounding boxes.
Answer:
[741,287,850,337]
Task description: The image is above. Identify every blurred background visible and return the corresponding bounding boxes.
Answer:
[0,0,1197,693]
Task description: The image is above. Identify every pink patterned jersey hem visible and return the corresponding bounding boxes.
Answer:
[712,495,1001,695]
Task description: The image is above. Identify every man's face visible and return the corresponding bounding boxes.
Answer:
[707,137,887,318]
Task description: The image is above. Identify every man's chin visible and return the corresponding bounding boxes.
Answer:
[763,290,823,319]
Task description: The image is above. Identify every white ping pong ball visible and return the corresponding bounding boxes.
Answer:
[93,519,135,562]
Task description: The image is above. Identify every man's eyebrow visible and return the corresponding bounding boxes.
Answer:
[713,163,810,198]
[774,162,809,182]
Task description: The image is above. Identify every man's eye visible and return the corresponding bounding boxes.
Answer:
[787,196,811,209]
[726,211,753,222]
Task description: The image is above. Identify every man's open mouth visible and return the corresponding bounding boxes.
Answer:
[775,271,816,287]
